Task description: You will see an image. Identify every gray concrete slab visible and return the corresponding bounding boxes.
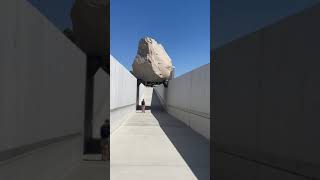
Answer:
[63,155,108,180]
[111,88,210,180]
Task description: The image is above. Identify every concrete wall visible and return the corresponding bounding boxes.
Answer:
[154,64,210,139]
[92,69,109,139]
[138,83,146,104]
[0,0,86,179]
[213,4,320,179]
[110,55,138,133]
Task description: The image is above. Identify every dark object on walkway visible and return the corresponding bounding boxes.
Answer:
[141,99,146,113]
[100,120,109,138]
[100,120,109,161]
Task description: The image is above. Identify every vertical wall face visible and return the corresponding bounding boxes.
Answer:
[92,69,109,139]
[110,55,138,133]
[154,64,210,139]
[138,83,146,104]
[0,0,86,179]
[213,5,320,179]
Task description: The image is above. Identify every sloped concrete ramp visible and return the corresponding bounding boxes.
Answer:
[111,88,210,180]
[62,156,108,180]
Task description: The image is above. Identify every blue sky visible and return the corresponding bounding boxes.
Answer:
[110,0,210,77]
[27,0,320,70]
[28,0,75,30]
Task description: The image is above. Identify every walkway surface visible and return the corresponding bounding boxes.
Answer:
[63,155,108,180]
[111,87,210,180]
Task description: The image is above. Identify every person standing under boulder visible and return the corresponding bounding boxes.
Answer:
[100,120,109,161]
[141,99,145,113]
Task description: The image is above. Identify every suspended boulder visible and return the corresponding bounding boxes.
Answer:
[132,37,174,84]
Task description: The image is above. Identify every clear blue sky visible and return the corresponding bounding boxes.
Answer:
[28,0,75,30]
[110,0,210,77]
[27,0,320,65]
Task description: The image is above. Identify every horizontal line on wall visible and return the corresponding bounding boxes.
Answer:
[0,132,82,163]
[167,105,210,119]
[110,103,136,112]
[153,90,210,119]
[214,143,320,180]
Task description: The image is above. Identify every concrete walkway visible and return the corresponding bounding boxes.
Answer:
[62,155,108,180]
[111,88,210,180]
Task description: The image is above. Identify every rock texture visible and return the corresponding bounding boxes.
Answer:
[132,37,174,83]
[71,0,108,57]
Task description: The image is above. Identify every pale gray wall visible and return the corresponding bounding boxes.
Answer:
[110,55,138,133]
[138,83,146,105]
[213,4,320,179]
[154,64,210,139]
[92,69,109,138]
[0,0,86,179]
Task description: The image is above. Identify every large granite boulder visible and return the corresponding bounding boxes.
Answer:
[71,0,108,58]
[132,37,174,83]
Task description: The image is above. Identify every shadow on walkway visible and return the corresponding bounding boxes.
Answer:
[136,105,152,111]
[150,90,210,180]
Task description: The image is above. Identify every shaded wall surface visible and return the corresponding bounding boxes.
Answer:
[92,69,109,139]
[110,55,140,133]
[213,4,320,180]
[0,0,86,179]
[155,64,210,139]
